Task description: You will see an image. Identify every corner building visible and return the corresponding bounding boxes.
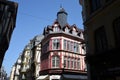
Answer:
[80,0,120,80]
[39,8,87,80]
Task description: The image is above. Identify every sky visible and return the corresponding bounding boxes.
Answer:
[2,0,83,76]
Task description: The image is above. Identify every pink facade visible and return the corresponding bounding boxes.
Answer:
[39,8,87,80]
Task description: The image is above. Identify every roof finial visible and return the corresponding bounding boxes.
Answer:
[60,3,62,9]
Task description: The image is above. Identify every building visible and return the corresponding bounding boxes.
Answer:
[29,35,44,80]
[20,43,32,80]
[14,55,22,80]
[0,66,7,80]
[10,65,16,80]
[0,0,18,68]
[15,35,44,80]
[38,7,87,80]
[10,55,21,80]
[80,0,120,80]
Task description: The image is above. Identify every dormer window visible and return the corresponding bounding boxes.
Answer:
[65,27,69,33]
[72,27,77,35]
[53,24,59,32]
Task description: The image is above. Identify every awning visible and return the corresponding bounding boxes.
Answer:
[62,74,87,80]
[37,75,49,80]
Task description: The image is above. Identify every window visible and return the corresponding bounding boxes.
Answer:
[74,42,77,52]
[64,40,67,50]
[65,27,69,33]
[77,59,80,69]
[64,57,67,68]
[71,59,74,69]
[76,43,79,52]
[42,41,49,53]
[53,26,59,32]
[71,42,73,51]
[52,39,60,49]
[74,59,77,69]
[67,58,70,68]
[67,41,70,50]
[113,17,120,47]
[72,28,77,35]
[95,26,108,52]
[90,0,101,13]
[52,56,60,68]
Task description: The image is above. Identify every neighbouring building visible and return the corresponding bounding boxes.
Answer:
[0,0,18,68]
[14,35,44,80]
[38,7,87,80]
[14,55,22,80]
[0,66,7,80]
[20,43,32,80]
[28,35,44,80]
[10,65,16,80]
[80,0,120,80]
[10,55,21,80]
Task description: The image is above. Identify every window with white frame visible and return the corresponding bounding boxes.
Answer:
[52,56,60,68]
[77,59,80,70]
[64,39,67,50]
[74,59,77,69]
[74,42,77,52]
[67,58,70,68]
[71,59,74,69]
[52,39,60,49]
[76,43,79,52]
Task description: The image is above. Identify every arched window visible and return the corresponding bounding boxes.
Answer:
[52,56,60,68]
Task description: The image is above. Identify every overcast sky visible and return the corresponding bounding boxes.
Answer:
[3,0,83,76]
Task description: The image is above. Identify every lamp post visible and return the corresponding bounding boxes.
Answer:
[62,63,66,74]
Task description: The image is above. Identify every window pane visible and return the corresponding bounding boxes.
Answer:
[64,40,67,50]
[77,59,80,69]
[52,57,55,67]
[64,57,67,68]
[74,42,77,52]
[67,58,70,68]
